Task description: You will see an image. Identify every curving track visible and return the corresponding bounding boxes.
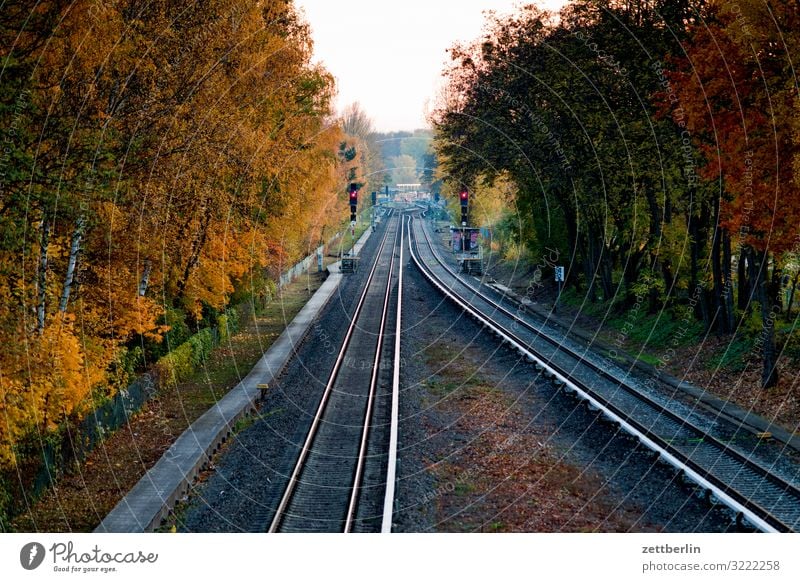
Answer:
[408,214,800,533]
[269,212,404,533]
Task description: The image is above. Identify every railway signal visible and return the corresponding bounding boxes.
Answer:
[349,183,358,222]
[459,188,469,226]
[555,265,565,313]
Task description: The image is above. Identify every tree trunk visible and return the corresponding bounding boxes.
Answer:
[661,192,674,297]
[661,258,675,300]
[755,250,779,388]
[644,179,663,252]
[689,216,699,293]
[599,245,614,300]
[688,194,710,325]
[722,229,735,333]
[786,271,799,321]
[59,217,85,313]
[560,200,578,273]
[711,224,724,332]
[37,220,50,332]
[622,244,644,308]
[689,223,701,316]
[138,259,152,297]
[737,247,751,312]
[176,201,212,300]
[644,181,665,313]
[699,287,712,331]
[710,197,731,333]
[583,233,597,302]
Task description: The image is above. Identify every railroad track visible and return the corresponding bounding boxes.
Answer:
[268,213,403,533]
[408,214,800,533]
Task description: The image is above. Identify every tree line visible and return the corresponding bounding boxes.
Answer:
[432,0,799,388]
[0,1,369,468]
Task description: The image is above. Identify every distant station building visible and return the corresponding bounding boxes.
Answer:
[395,183,424,202]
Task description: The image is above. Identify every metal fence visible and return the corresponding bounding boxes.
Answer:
[9,247,327,517]
[278,244,324,288]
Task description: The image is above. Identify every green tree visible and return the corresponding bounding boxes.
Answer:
[390,154,419,184]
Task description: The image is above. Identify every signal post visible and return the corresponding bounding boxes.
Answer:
[342,183,360,273]
[450,187,483,275]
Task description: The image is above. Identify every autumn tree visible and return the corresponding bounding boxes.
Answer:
[0,0,347,470]
[664,0,800,386]
[433,0,798,389]
[434,1,704,304]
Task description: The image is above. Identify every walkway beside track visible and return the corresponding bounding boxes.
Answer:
[96,229,373,533]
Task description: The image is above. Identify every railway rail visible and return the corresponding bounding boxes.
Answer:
[268,213,403,533]
[408,214,800,533]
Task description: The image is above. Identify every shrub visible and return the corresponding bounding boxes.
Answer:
[143,308,191,363]
[107,346,144,393]
[230,269,277,313]
[188,329,214,366]
[155,342,194,387]
[778,326,800,362]
[0,475,10,532]
[154,313,240,387]
[218,314,230,344]
[218,308,241,344]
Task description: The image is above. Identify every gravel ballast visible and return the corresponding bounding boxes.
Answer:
[393,231,733,532]
[172,215,734,532]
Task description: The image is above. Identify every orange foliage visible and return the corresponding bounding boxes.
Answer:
[0,0,355,468]
[665,1,800,254]
[0,314,107,464]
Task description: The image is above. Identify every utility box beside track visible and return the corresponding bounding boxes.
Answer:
[450,226,483,275]
[340,253,360,273]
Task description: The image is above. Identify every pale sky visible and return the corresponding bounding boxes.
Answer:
[295,0,569,132]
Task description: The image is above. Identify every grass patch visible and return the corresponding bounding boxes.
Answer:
[325,220,370,265]
[559,287,622,319]
[231,413,262,435]
[425,378,462,397]
[11,271,326,532]
[706,336,753,373]
[454,481,477,496]
[623,313,704,350]
[560,287,705,352]
[635,352,662,367]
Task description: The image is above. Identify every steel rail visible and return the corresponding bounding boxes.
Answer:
[410,216,798,533]
[268,215,397,532]
[380,214,405,533]
[417,218,800,519]
[343,217,401,531]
